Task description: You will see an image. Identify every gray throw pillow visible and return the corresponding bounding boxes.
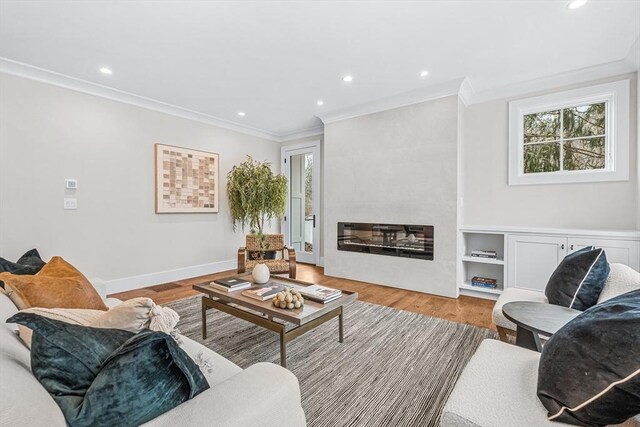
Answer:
[7,312,209,427]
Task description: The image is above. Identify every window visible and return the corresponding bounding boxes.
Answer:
[509,80,629,185]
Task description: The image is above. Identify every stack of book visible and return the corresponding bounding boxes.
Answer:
[470,249,497,259]
[242,283,285,301]
[209,277,252,293]
[471,276,498,289]
[298,285,342,304]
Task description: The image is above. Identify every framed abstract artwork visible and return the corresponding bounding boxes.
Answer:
[154,144,219,213]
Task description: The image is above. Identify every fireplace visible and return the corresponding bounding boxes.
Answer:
[337,222,434,260]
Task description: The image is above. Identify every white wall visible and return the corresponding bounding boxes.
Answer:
[323,96,459,298]
[0,73,280,289]
[463,73,638,230]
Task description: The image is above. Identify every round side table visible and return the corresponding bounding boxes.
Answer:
[502,301,581,352]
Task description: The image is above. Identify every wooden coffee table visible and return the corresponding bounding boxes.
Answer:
[193,275,358,368]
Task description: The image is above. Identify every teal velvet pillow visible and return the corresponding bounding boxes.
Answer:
[7,313,209,427]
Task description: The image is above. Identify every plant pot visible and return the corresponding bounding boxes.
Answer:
[252,263,270,284]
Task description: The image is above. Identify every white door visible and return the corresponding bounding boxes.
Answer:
[282,141,321,265]
[507,235,567,292]
[568,238,640,270]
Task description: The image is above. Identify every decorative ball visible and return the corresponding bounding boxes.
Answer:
[272,287,304,310]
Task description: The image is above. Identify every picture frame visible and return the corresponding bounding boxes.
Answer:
[154,143,219,213]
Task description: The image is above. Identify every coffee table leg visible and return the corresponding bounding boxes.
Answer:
[516,325,542,352]
[280,329,287,368]
[201,298,207,340]
[338,306,344,343]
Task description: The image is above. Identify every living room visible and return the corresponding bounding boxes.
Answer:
[1,1,639,426]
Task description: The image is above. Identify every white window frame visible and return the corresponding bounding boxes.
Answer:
[508,80,629,186]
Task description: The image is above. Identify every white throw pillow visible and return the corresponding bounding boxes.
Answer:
[15,297,180,349]
[89,297,179,333]
[597,263,640,304]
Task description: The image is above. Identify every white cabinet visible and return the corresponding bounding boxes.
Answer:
[459,226,640,300]
[568,238,640,269]
[507,235,566,292]
[506,234,640,290]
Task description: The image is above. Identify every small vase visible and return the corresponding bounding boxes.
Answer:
[252,263,270,284]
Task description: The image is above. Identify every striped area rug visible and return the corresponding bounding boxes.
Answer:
[166,296,496,427]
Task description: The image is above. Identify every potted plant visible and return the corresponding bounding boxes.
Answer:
[227,156,288,283]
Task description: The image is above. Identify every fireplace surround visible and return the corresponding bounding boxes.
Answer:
[337,222,434,260]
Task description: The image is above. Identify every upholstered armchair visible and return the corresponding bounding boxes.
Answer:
[237,234,296,279]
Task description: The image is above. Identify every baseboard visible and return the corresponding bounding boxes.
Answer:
[105,259,237,295]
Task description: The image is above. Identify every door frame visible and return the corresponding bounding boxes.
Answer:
[281,140,321,265]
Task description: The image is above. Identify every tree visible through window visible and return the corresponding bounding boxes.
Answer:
[523,102,606,174]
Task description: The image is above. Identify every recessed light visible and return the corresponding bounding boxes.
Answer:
[237,111,246,117]
[99,67,112,75]
[317,100,324,106]
[420,70,429,77]
[568,0,587,9]
[342,75,353,82]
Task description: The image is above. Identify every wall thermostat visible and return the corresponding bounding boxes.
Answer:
[65,179,78,189]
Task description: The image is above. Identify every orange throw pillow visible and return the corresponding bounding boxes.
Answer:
[0,256,107,311]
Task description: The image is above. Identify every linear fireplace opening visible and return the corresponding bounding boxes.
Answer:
[338,222,434,260]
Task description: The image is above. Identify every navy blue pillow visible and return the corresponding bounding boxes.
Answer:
[545,246,610,311]
[537,289,640,426]
[0,249,46,288]
[7,313,209,427]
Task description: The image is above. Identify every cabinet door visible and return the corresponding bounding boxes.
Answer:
[507,235,567,292]
[568,238,640,270]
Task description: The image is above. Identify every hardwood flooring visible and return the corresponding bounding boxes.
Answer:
[110,264,496,330]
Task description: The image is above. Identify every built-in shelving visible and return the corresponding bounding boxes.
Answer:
[458,229,506,300]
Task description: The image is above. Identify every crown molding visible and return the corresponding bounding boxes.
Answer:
[278,125,324,142]
[457,77,474,107]
[465,57,639,105]
[0,57,283,142]
[316,77,465,125]
[625,35,640,70]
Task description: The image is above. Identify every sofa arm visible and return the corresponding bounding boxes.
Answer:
[144,363,306,427]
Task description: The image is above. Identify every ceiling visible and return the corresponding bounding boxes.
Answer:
[1,0,639,140]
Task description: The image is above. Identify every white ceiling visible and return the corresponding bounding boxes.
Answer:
[1,0,639,140]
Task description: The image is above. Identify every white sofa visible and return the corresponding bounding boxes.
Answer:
[441,339,640,427]
[442,263,640,427]
[492,263,640,341]
[0,285,307,427]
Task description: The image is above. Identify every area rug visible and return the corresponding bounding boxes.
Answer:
[166,296,496,427]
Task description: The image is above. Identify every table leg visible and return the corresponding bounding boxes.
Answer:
[201,298,207,340]
[280,329,287,368]
[338,306,344,343]
[515,325,542,352]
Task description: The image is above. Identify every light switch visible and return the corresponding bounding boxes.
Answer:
[63,198,78,210]
[65,179,78,189]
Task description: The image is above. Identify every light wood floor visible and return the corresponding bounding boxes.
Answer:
[111,264,497,330]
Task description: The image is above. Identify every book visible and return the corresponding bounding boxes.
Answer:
[209,282,252,293]
[303,293,343,304]
[298,284,342,301]
[470,250,497,258]
[471,281,498,289]
[242,283,285,301]
[213,277,252,288]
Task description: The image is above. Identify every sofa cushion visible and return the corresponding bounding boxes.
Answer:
[0,256,107,311]
[0,249,46,279]
[492,288,549,331]
[441,339,564,427]
[90,297,179,333]
[8,312,210,427]
[15,307,104,348]
[597,263,640,304]
[545,246,609,311]
[537,290,640,426]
